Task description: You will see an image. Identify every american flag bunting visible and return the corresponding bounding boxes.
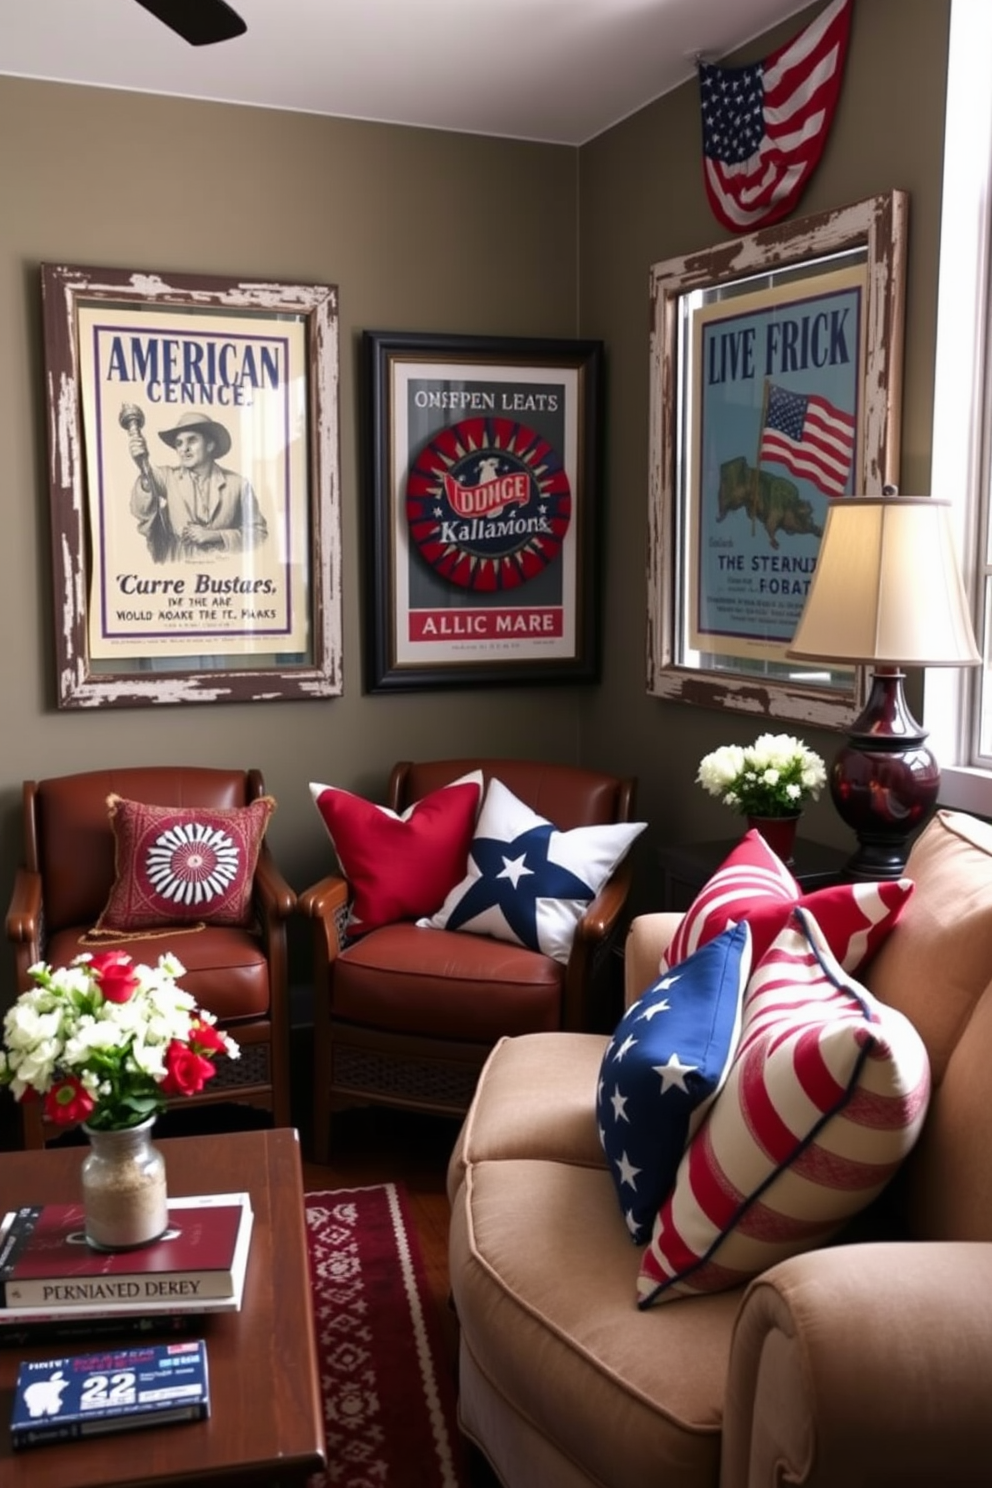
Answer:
[699,0,852,233]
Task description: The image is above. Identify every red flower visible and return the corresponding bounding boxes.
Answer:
[44,1075,96,1126]
[89,951,139,1005]
[187,1018,227,1056]
[160,1040,216,1097]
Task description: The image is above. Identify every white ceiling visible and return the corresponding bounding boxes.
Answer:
[0,0,812,146]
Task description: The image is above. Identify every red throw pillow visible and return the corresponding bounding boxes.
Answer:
[96,794,275,931]
[309,772,483,934]
[663,828,914,976]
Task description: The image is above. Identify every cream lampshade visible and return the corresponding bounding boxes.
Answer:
[787,495,981,880]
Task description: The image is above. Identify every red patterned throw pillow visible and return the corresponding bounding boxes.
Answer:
[95,794,275,931]
[637,906,931,1306]
[309,772,484,934]
[662,828,913,975]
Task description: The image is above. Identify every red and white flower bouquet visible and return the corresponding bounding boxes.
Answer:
[0,950,239,1130]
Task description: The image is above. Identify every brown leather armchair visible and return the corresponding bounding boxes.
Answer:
[5,766,295,1149]
[299,757,638,1162]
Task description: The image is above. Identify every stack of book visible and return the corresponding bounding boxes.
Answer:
[0,1193,252,1345]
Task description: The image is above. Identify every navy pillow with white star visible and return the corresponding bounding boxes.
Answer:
[418,776,646,964]
[596,921,751,1245]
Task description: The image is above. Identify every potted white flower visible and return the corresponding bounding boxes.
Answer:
[696,732,828,863]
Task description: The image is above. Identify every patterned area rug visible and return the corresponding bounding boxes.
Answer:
[305,1183,469,1488]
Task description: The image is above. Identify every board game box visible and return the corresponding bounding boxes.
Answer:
[10,1337,209,1448]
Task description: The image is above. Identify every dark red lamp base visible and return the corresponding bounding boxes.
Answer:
[831,669,940,881]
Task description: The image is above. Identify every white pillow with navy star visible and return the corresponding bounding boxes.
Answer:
[596,921,751,1245]
[417,776,647,964]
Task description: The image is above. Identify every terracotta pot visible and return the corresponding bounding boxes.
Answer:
[746,813,801,867]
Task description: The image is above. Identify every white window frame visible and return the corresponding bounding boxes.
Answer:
[925,0,992,816]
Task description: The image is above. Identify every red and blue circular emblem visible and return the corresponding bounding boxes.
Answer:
[406,417,571,591]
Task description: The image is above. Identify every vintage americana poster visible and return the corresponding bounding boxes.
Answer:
[390,359,581,669]
[687,263,866,666]
[77,302,311,663]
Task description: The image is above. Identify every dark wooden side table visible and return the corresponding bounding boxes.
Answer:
[658,836,850,913]
[0,1127,325,1488]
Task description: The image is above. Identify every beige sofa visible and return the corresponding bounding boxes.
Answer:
[447,809,992,1488]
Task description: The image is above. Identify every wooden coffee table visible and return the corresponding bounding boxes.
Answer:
[0,1127,326,1487]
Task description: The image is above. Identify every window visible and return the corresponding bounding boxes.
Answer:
[925,0,992,815]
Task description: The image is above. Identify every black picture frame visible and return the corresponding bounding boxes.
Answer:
[363,329,603,692]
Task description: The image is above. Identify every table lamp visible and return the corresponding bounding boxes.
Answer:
[786,494,981,880]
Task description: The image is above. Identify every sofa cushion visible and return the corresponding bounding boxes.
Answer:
[447,1032,607,1205]
[450,1157,737,1488]
[309,772,483,934]
[904,974,992,1243]
[868,810,992,1085]
[597,922,750,1244]
[420,776,645,964]
[638,906,931,1306]
[663,828,912,975]
[867,812,992,1243]
[95,795,274,933]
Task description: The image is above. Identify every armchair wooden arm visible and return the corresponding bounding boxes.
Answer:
[5,867,43,998]
[6,867,41,950]
[253,845,297,921]
[563,857,634,1031]
[297,872,351,926]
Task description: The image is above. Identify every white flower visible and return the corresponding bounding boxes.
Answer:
[695,732,827,818]
[7,1043,59,1094]
[0,951,239,1132]
[697,745,746,797]
[802,759,828,791]
[130,1038,170,1081]
[4,1001,63,1049]
[63,1017,129,1064]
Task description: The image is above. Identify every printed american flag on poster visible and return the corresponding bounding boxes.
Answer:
[698,0,852,233]
[758,382,855,497]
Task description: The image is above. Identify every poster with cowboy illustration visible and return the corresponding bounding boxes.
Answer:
[77,301,310,662]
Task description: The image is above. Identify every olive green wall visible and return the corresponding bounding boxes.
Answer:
[0,0,953,1001]
[578,0,951,907]
[0,78,583,969]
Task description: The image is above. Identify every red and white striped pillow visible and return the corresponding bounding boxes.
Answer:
[662,829,913,975]
[637,906,930,1307]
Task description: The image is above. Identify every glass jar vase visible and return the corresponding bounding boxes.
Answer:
[80,1116,168,1251]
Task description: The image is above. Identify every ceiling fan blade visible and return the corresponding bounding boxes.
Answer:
[133,0,247,47]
